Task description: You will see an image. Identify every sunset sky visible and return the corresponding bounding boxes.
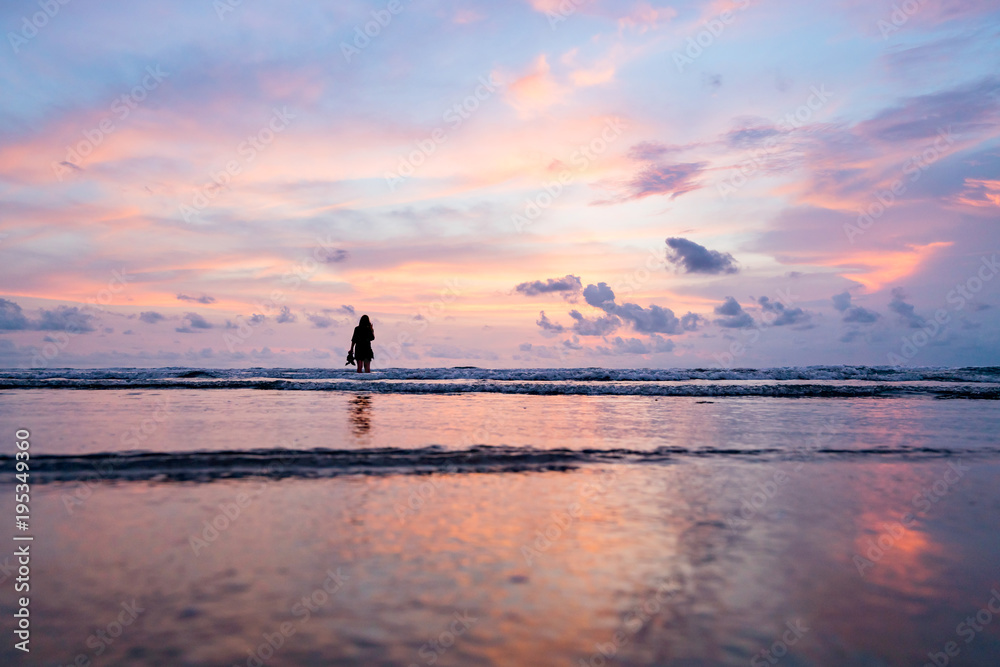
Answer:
[1,0,998,368]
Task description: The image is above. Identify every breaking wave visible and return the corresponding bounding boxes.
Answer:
[1,366,999,398]
[10,444,997,483]
[4,365,1000,382]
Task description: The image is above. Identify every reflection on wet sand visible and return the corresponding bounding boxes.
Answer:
[6,459,1000,666]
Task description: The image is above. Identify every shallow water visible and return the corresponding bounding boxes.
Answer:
[0,384,998,666]
[2,389,999,457]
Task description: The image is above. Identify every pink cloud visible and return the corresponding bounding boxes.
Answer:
[954,178,1000,208]
[503,55,568,116]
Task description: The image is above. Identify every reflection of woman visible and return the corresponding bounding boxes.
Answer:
[350,315,375,373]
[350,395,372,435]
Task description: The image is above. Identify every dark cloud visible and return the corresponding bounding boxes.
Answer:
[568,310,621,336]
[758,296,811,327]
[336,305,355,315]
[649,334,676,352]
[0,299,30,330]
[843,306,880,324]
[177,294,216,304]
[317,248,349,263]
[596,163,707,204]
[713,297,754,329]
[715,297,743,316]
[306,313,333,328]
[275,306,297,323]
[516,275,583,300]
[175,312,213,333]
[583,282,616,308]
[37,306,96,333]
[665,238,739,275]
[680,312,705,331]
[889,288,926,328]
[613,302,682,334]
[581,283,689,334]
[536,311,566,334]
[627,162,706,200]
[186,313,213,328]
[832,292,852,312]
[139,311,165,324]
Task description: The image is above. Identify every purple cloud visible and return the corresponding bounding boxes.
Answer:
[177,294,216,304]
[665,238,739,275]
[0,299,30,330]
[583,282,616,309]
[175,312,213,333]
[758,296,811,327]
[568,310,621,336]
[37,306,96,333]
[889,288,925,328]
[516,275,583,300]
[536,311,566,334]
[595,162,707,205]
[306,313,333,328]
[627,141,689,161]
[856,77,999,144]
[714,297,754,329]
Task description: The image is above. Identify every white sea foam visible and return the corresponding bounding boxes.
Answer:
[3,364,1000,382]
[2,365,999,397]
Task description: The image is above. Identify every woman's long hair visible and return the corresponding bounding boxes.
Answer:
[359,314,373,335]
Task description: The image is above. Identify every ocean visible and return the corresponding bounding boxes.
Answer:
[1,366,999,665]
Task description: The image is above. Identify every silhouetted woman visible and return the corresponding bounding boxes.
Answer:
[350,315,375,373]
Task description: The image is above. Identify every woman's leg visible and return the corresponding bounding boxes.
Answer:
[363,360,371,373]
[356,359,363,373]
